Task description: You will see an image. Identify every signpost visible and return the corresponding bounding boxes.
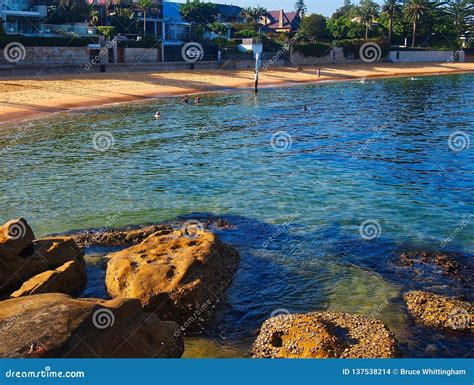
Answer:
[254,52,260,93]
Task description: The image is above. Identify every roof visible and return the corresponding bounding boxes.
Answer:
[263,10,301,31]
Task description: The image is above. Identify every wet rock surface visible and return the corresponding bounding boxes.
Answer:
[404,291,472,331]
[105,228,240,327]
[0,293,183,358]
[252,312,398,358]
[11,260,86,298]
[69,224,173,248]
[399,251,462,276]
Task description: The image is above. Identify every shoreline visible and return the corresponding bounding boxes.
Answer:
[0,63,473,126]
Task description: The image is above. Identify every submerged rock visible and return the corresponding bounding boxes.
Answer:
[399,251,461,276]
[0,293,183,358]
[70,224,173,248]
[404,291,472,331]
[11,260,86,298]
[105,228,240,327]
[252,312,398,358]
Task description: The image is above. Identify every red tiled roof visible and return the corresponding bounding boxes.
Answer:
[264,10,300,30]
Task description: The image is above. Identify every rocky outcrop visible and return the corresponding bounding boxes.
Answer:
[252,312,398,358]
[404,291,472,331]
[0,293,183,358]
[70,224,173,248]
[0,218,35,259]
[11,260,86,298]
[0,232,84,294]
[105,229,240,327]
[399,251,461,276]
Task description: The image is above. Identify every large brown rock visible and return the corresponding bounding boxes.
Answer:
[11,260,86,298]
[252,312,398,358]
[0,236,84,295]
[404,291,472,331]
[0,218,35,259]
[0,293,183,358]
[105,229,240,326]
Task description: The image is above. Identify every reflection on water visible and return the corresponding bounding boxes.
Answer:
[0,74,473,358]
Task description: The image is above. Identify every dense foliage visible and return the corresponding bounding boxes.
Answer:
[293,42,332,57]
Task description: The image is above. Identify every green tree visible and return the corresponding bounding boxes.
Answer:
[382,0,401,44]
[299,14,328,41]
[181,0,218,27]
[294,0,307,17]
[403,0,434,47]
[136,0,153,35]
[445,0,474,46]
[358,0,380,39]
[209,22,228,36]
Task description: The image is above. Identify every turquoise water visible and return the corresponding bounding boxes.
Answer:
[0,74,473,358]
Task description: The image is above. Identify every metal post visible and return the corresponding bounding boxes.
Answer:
[254,52,260,93]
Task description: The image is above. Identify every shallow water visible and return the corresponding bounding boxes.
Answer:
[0,74,473,358]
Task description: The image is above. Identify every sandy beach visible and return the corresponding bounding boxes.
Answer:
[0,62,473,124]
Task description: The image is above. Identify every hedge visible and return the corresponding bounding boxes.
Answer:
[293,42,332,58]
[334,38,390,59]
[0,35,98,48]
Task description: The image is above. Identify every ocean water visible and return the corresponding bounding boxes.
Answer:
[0,74,473,358]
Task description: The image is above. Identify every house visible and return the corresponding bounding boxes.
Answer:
[1,0,47,35]
[1,0,95,36]
[260,9,301,34]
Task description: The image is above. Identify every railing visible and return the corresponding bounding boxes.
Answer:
[4,23,97,37]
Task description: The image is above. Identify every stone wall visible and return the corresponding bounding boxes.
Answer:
[389,50,465,63]
[122,48,160,64]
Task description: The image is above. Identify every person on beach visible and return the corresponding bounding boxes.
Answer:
[194,97,201,104]
[154,111,161,119]
[181,95,189,104]
[317,68,321,81]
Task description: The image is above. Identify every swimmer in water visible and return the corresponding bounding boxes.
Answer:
[154,111,161,119]
[181,95,189,104]
[194,97,201,104]
[302,106,309,111]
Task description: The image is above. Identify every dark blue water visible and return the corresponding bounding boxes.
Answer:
[0,74,473,358]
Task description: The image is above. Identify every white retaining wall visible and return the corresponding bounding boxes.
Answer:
[389,50,465,63]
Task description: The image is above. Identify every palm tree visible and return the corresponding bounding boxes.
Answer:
[383,0,401,44]
[404,0,430,47]
[137,0,153,35]
[240,6,267,25]
[358,0,380,39]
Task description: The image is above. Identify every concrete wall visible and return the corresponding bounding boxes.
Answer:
[289,47,346,66]
[123,48,159,64]
[389,50,465,63]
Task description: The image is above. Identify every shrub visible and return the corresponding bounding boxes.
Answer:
[97,26,116,40]
[334,38,390,59]
[212,37,236,48]
[0,35,97,48]
[293,42,332,57]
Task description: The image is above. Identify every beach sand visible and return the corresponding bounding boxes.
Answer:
[0,62,473,125]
